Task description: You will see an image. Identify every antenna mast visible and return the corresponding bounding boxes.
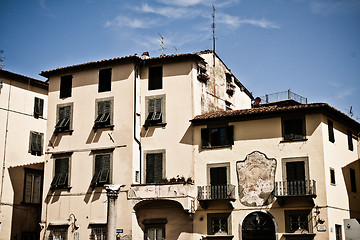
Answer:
[212,4,216,66]
[0,50,4,69]
[158,33,166,55]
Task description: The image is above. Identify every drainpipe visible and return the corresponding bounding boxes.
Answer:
[0,78,12,212]
[133,66,142,183]
[106,184,122,240]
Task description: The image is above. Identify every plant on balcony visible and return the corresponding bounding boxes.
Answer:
[177,177,186,183]
[197,73,209,83]
[186,177,193,184]
[160,178,169,184]
[170,177,177,183]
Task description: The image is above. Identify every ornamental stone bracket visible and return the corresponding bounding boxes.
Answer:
[236,151,277,207]
[128,183,196,213]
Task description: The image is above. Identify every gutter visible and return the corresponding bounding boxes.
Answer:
[133,66,142,184]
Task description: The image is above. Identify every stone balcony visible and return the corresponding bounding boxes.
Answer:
[128,183,196,213]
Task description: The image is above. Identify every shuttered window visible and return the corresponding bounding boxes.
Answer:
[328,120,335,143]
[146,98,162,125]
[24,169,42,204]
[283,117,305,141]
[51,158,69,188]
[55,105,71,132]
[91,154,111,186]
[60,75,72,98]
[148,66,162,90]
[94,100,112,128]
[146,153,163,184]
[201,126,234,148]
[98,68,112,92]
[30,132,43,156]
[34,97,44,118]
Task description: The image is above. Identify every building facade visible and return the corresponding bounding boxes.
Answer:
[0,69,48,240]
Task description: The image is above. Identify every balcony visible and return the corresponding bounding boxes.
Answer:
[198,184,236,208]
[128,183,196,213]
[275,180,316,205]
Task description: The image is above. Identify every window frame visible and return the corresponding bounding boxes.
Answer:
[201,124,234,149]
[94,97,114,129]
[328,119,335,143]
[98,68,112,93]
[347,130,354,151]
[207,212,231,235]
[148,66,163,90]
[143,218,167,240]
[23,168,43,204]
[91,151,113,187]
[144,150,165,184]
[89,224,107,240]
[60,75,72,98]
[55,103,73,133]
[335,224,342,240]
[330,168,336,185]
[29,131,44,156]
[281,115,306,142]
[34,97,44,118]
[48,226,68,240]
[145,95,166,126]
[50,155,71,189]
[284,209,312,233]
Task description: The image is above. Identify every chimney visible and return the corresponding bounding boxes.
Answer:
[142,51,149,60]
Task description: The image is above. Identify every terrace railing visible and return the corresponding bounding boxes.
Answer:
[275,180,316,197]
[198,184,236,200]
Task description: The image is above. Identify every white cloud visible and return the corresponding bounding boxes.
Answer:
[337,88,354,99]
[104,16,158,29]
[156,0,239,7]
[136,3,200,18]
[217,13,280,29]
[310,0,360,15]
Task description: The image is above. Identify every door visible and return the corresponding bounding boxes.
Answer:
[210,167,227,199]
[242,211,276,240]
[286,161,306,195]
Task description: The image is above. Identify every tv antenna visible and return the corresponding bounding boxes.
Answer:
[212,4,216,66]
[0,50,4,69]
[174,46,178,54]
[158,33,166,55]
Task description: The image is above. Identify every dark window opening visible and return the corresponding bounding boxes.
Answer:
[350,168,357,193]
[60,75,72,98]
[330,168,336,185]
[30,132,43,156]
[23,169,42,204]
[34,97,44,118]
[335,224,342,240]
[94,100,111,128]
[286,161,306,195]
[91,154,110,186]
[207,213,230,235]
[282,117,305,141]
[146,153,163,184]
[98,68,112,92]
[143,219,167,240]
[51,158,69,188]
[347,130,353,151]
[146,98,162,125]
[201,126,234,148]
[55,105,71,132]
[148,66,162,90]
[285,210,312,233]
[328,120,335,143]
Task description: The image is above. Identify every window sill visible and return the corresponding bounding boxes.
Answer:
[54,129,73,135]
[93,125,114,131]
[280,138,308,143]
[202,145,232,150]
[205,235,234,239]
[50,186,72,191]
[144,122,167,129]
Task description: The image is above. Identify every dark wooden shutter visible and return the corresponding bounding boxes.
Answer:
[91,155,102,184]
[60,75,72,98]
[56,158,69,186]
[98,68,112,92]
[34,97,44,117]
[33,174,41,203]
[328,120,335,143]
[36,133,42,155]
[348,130,353,151]
[153,153,163,183]
[146,154,155,183]
[201,128,209,148]
[227,125,234,145]
[24,173,33,203]
[99,154,110,183]
[30,132,37,154]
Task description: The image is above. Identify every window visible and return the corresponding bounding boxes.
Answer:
[29,132,43,156]
[90,225,107,240]
[48,227,68,240]
[282,116,306,141]
[285,210,312,233]
[148,66,162,90]
[94,99,113,129]
[91,153,111,186]
[34,97,44,118]
[145,152,164,184]
[350,168,357,193]
[55,104,72,132]
[60,75,72,98]
[98,68,112,92]
[23,169,42,204]
[143,219,167,240]
[207,213,231,235]
[201,126,234,148]
[335,224,342,240]
[51,157,69,189]
[146,96,164,125]
[330,168,336,185]
[328,120,335,143]
[347,130,353,151]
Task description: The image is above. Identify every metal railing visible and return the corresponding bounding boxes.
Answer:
[259,90,307,105]
[198,184,236,200]
[275,180,316,197]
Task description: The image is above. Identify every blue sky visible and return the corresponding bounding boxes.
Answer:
[1,0,359,119]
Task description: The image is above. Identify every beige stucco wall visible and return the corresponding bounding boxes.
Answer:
[0,77,47,240]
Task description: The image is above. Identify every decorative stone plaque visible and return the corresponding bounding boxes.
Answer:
[236,151,276,206]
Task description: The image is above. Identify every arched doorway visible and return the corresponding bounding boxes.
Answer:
[242,211,276,240]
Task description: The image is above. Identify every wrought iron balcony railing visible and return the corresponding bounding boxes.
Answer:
[198,184,236,201]
[275,180,316,197]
